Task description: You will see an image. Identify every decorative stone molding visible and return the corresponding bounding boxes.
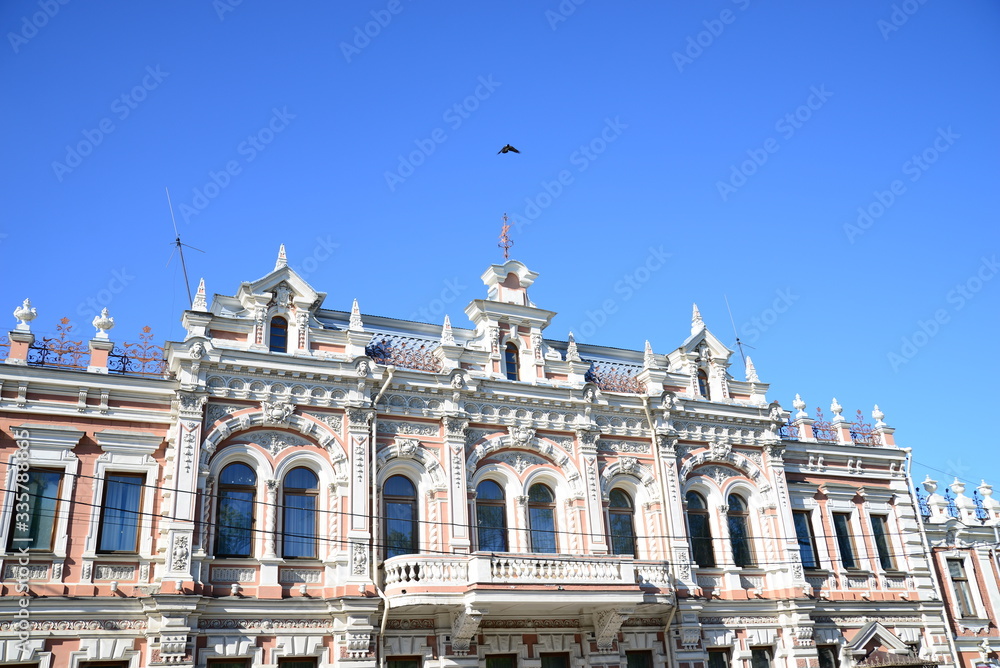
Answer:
[347,407,374,429]
[452,607,485,655]
[445,416,470,438]
[508,424,536,446]
[94,564,136,581]
[261,399,296,425]
[593,608,632,650]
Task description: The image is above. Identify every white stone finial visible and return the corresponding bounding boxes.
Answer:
[691,303,704,334]
[92,308,115,339]
[348,299,363,331]
[566,332,581,362]
[951,478,966,496]
[275,243,288,270]
[643,340,655,369]
[830,397,844,422]
[192,278,208,312]
[922,475,938,495]
[978,481,993,499]
[872,404,885,426]
[13,298,37,331]
[441,315,455,346]
[793,393,807,418]
[745,356,759,383]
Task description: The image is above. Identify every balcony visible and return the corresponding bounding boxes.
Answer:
[382,553,665,613]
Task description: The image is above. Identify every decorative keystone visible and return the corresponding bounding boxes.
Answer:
[349,298,363,331]
[192,278,208,312]
[745,356,759,383]
[13,298,36,331]
[92,308,115,340]
[441,314,456,346]
[275,243,288,270]
[566,331,581,362]
[830,398,844,422]
[793,393,807,418]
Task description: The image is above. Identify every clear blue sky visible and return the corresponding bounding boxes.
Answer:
[2,2,998,487]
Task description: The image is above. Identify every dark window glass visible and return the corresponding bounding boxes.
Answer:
[277,660,318,668]
[626,651,653,668]
[686,491,715,567]
[751,648,771,668]
[476,480,508,552]
[708,649,730,668]
[870,515,894,570]
[609,489,637,556]
[486,656,516,668]
[793,510,818,569]
[541,654,569,668]
[697,369,710,398]
[528,483,557,553]
[728,494,755,567]
[385,475,417,559]
[387,659,420,668]
[948,559,976,617]
[504,343,519,380]
[98,473,143,553]
[207,661,251,668]
[215,463,256,557]
[817,645,839,668]
[283,467,318,559]
[832,513,857,569]
[9,469,62,551]
[270,316,288,353]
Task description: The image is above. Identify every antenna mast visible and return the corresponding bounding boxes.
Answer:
[165,187,203,305]
[724,294,752,368]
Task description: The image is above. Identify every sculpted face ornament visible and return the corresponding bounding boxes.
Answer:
[261,400,295,425]
[356,359,371,377]
[508,425,536,446]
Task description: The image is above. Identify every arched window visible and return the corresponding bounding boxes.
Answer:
[528,483,557,553]
[504,342,519,381]
[686,491,715,567]
[728,493,755,567]
[270,316,288,353]
[216,463,256,558]
[282,467,318,559]
[476,480,508,552]
[384,475,417,559]
[608,489,637,556]
[697,369,710,399]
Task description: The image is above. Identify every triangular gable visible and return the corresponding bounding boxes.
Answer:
[234,265,326,313]
[848,621,916,665]
[677,326,734,361]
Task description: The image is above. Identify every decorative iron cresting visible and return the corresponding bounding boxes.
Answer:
[108,326,168,376]
[812,407,837,442]
[849,409,882,446]
[27,318,89,369]
[365,335,441,373]
[584,362,646,394]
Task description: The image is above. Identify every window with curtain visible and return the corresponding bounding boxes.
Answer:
[608,488,637,556]
[476,480,508,552]
[793,510,818,569]
[384,475,417,559]
[832,513,857,569]
[270,316,288,353]
[98,473,143,553]
[948,559,976,617]
[686,491,715,567]
[8,468,61,551]
[215,463,256,558]
[282,467,318,559]
[870,514,894,570]
[728,494,755,567]
[504,342,519,381]
[697,369,710,399]
[528,483,557,553]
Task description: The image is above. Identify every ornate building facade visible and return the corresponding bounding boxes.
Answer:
[0,248,987,668]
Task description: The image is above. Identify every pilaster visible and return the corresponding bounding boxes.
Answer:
[444,416,471,551]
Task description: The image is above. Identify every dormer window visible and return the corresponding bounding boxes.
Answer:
[504,342,519,381]
[269,316,288,353]
[697,369,710,399]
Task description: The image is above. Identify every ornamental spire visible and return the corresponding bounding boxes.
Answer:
[498,213,513,260]
[441,314,456,346]
[566,332,581,362]
[349,299,363,331]
[745,355,759,383]
[275,244,288,270]
[643,340,655,368]
[692,303,704,334]
[192,278,208,312]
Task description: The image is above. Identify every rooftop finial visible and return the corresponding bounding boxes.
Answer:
[92,308,115,340]
[498,213,513,260]
[275,244,288,270]
[643,340,655,369]
[692,303,704,334]
[13,298,36,331]
[349,299,363,331]
[192,278,208,312]
[566,332,581,362]
[745,356,759,383]
[441,315,456,346]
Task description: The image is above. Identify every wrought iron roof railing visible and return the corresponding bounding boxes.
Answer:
[584,360,646,394]
[365,335,441,373]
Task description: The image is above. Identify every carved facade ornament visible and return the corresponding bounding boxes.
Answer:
[379,420,437,436]
[347,408,374,428]
[593,608,632,650]
[261,399,295,425]
[619,456,638,473]
[764,443,785,464]
[576,429,599,454]
[707,438,732,462]
[450,371,465,389]
[444,417,469,439]
[657,434,678,457]
[351,542,367,576]
[451,607,485,655]
[507,425,536,447]
[356,358,371,377]
[394,437,420,458]
[566,332,582,362]
[171,535,190,572]
[491,451,545,474]
[179,392,207,415]
[695,465,739,486]
[235,430,310,455]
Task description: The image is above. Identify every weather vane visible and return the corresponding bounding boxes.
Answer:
[498,213,513,260]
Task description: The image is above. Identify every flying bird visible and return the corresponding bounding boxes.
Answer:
[497,144,520,154]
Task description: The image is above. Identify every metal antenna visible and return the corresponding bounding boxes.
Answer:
[724,294,753,368]
[164,187,204,305]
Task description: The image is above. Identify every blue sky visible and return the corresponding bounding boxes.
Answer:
[2,1,998,487]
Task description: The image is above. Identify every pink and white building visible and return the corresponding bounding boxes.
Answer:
[0,248,981,668]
